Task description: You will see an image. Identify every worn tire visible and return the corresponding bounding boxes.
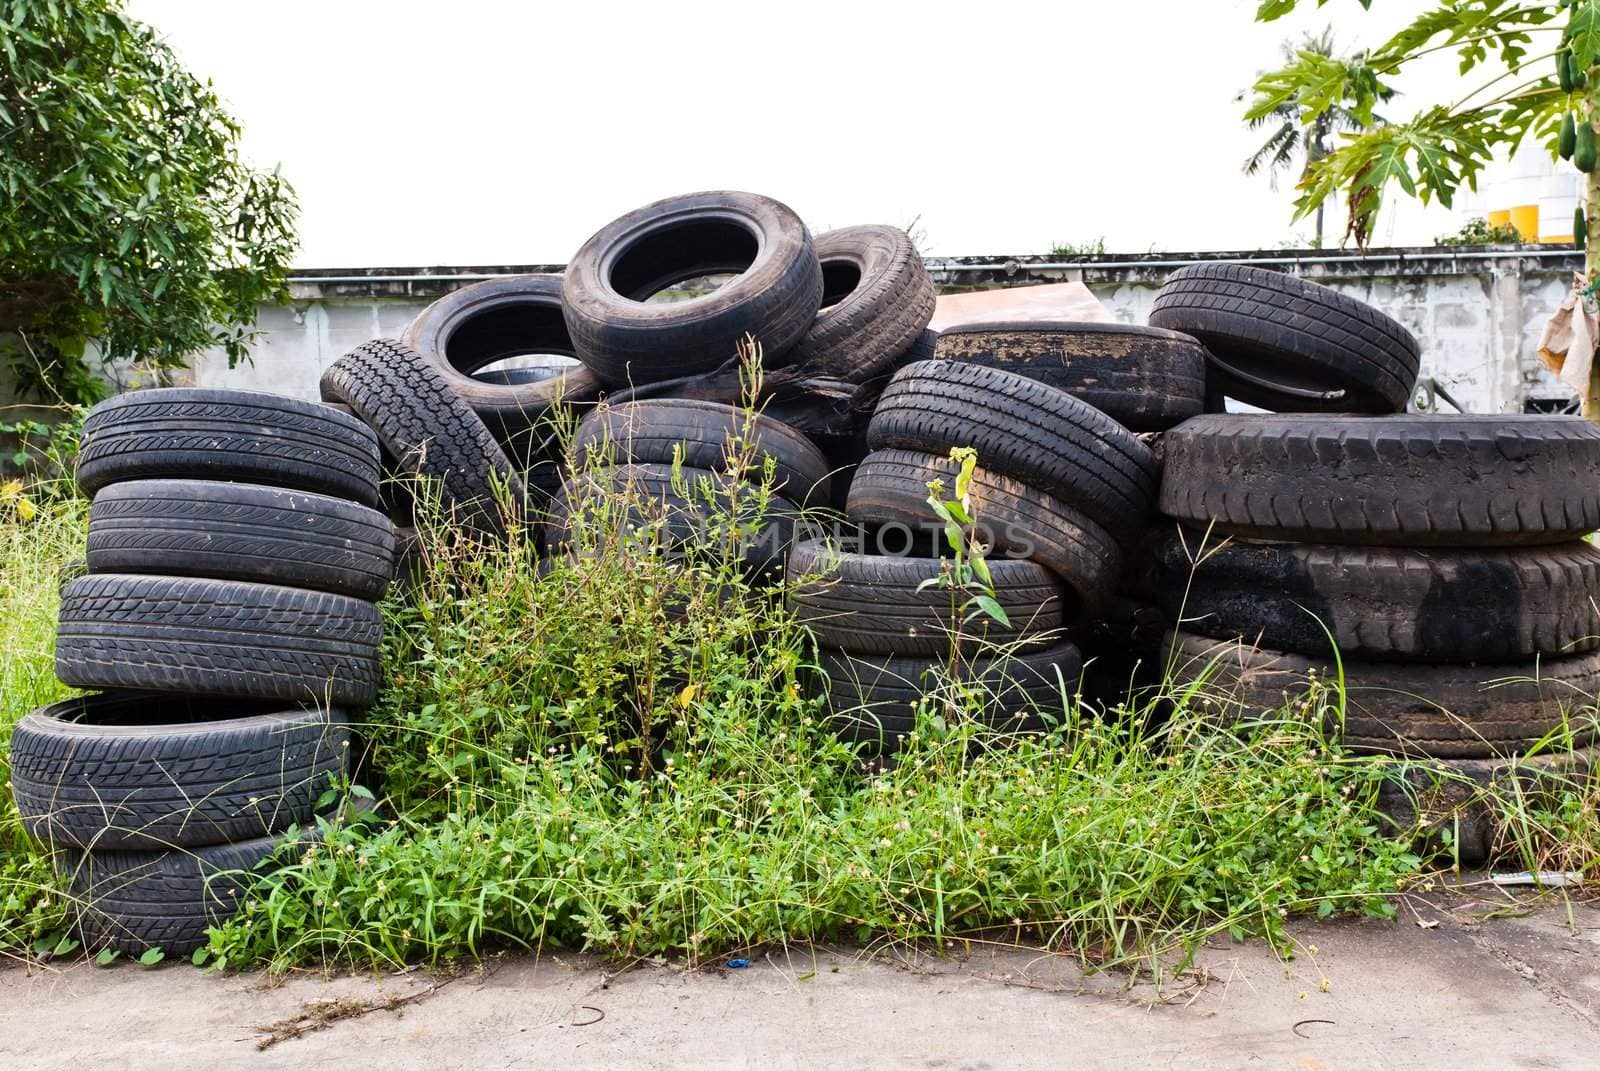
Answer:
[59,831,289,955]
[55,574,383,706]
[574,399,833,507]
[562,190,823,386]
[1165,630,1600,757]
[1155,531,1600,663]
[401,274,602,453]
[847,449,1120,617]
[77,389,381,507]
[786,225,936,381]
[320,338,526,536]
[1376,748,1600,864]
[1148,263,1420,413]
[551,463,797,575]
[1160,414,1600,547]
[932,321,1207,432]
[817,640,1081,752]
[10,694,348,850]
[867,361,1158,542]
[86,480,395,600]
[787,539,1067,656]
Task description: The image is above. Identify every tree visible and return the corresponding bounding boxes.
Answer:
[0,0,298,405]
[1242,27,1395,245]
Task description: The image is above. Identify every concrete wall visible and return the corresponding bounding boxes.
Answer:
[166,246,1585,415]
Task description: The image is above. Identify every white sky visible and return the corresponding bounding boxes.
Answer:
[127,0,1491,266]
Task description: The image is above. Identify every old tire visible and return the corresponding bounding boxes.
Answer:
[786,225,936,381]
[86,480,395,600]
[787,539,1067,656]
[847,449,1120,617]
[866,361,1157,542]
[320,338,526,536]
[55,574,383,706]
[932,321,1207,432]
[818,640,1081,752]
[1165,630,1600,757]
[1148,263,1420,413]
[573,399,833,507]
[1160,414,1600,547]
[10,694,348,850]
[562,190,823,386]
[1155,531,1600,663]
[76,389,381,507]
[59,832,288,955]
[401,273,602,455]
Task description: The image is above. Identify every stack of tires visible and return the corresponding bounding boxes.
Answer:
[1147,264,1600,861]
[793,357,1171,752]
[9,388,393,956]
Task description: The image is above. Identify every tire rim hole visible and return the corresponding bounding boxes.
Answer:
[608,219,759,303]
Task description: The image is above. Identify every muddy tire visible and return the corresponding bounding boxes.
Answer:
[562,191,823,386]
[320,338,526,537]
[86,480,395,600]
[847,449,1120,618]
[933,321,1207,432]
[76,389,381,507]
[866,361,1158,542]
[55,575,383,706]
[1160,414,1600,547]
[10,694,348,850]
[1164,630,1600,757]
[573,399,833,507]
[817,641,1081,752]
[1155,532,1600,663]
[787,539,1067,656]
[1148,263,1420,413]
[787,225,936,381]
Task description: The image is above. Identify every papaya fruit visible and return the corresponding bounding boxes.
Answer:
[1577,206,1588,248]
[1575,53,1590,90]
[1561,48,1576,92]
[1563,112,1577,159]
[1578,119,1596,173]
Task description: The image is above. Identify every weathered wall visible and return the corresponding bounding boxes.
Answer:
[165,246,1584,414]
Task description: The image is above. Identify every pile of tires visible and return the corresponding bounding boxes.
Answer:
[10,388,392,956]
[1148,264,1600,861]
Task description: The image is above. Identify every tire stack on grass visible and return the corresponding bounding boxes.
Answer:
[792,357,1168,752]
[930,320,1210,707]
[1147,265,1600,862]
[9,388,393,956]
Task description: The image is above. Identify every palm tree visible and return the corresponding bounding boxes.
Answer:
[1242,28,1392,246]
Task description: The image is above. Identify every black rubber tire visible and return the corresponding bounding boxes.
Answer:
[1376,747,1599,865]
[76,389,381,507]
[1147,263,1420,413]
[900,328,939,365]
[562,190,823,386]
[846,449,1120,617]
[55,574,383,706]
[320,338,526,537]
[786,225,936,382]
[551,463,798,575]
[817,640,1082,752]
[1161,414,1600,547]
[866,361,1158,543]
[574,399,833,507]
[401,274,603,450]
[1164,630,1600,758]
[59,830,291,955]
[86,479,395,600]
[9,693,348,850]
[932,321,1207,432]
[1155,531,1600,663]
[787,539,1067,656]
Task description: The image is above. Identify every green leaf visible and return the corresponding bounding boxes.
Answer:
[138,947,165,966]
[52,934,80,957]
[966,595,1011,628]
[95,948,121,966]
[1571,0,1600,69]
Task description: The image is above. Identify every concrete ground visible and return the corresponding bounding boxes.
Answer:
[2,878,1598,1069]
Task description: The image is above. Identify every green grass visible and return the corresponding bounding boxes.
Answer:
[0,433,1596,976]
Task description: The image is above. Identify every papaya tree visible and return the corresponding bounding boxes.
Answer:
[0,0,298,405]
